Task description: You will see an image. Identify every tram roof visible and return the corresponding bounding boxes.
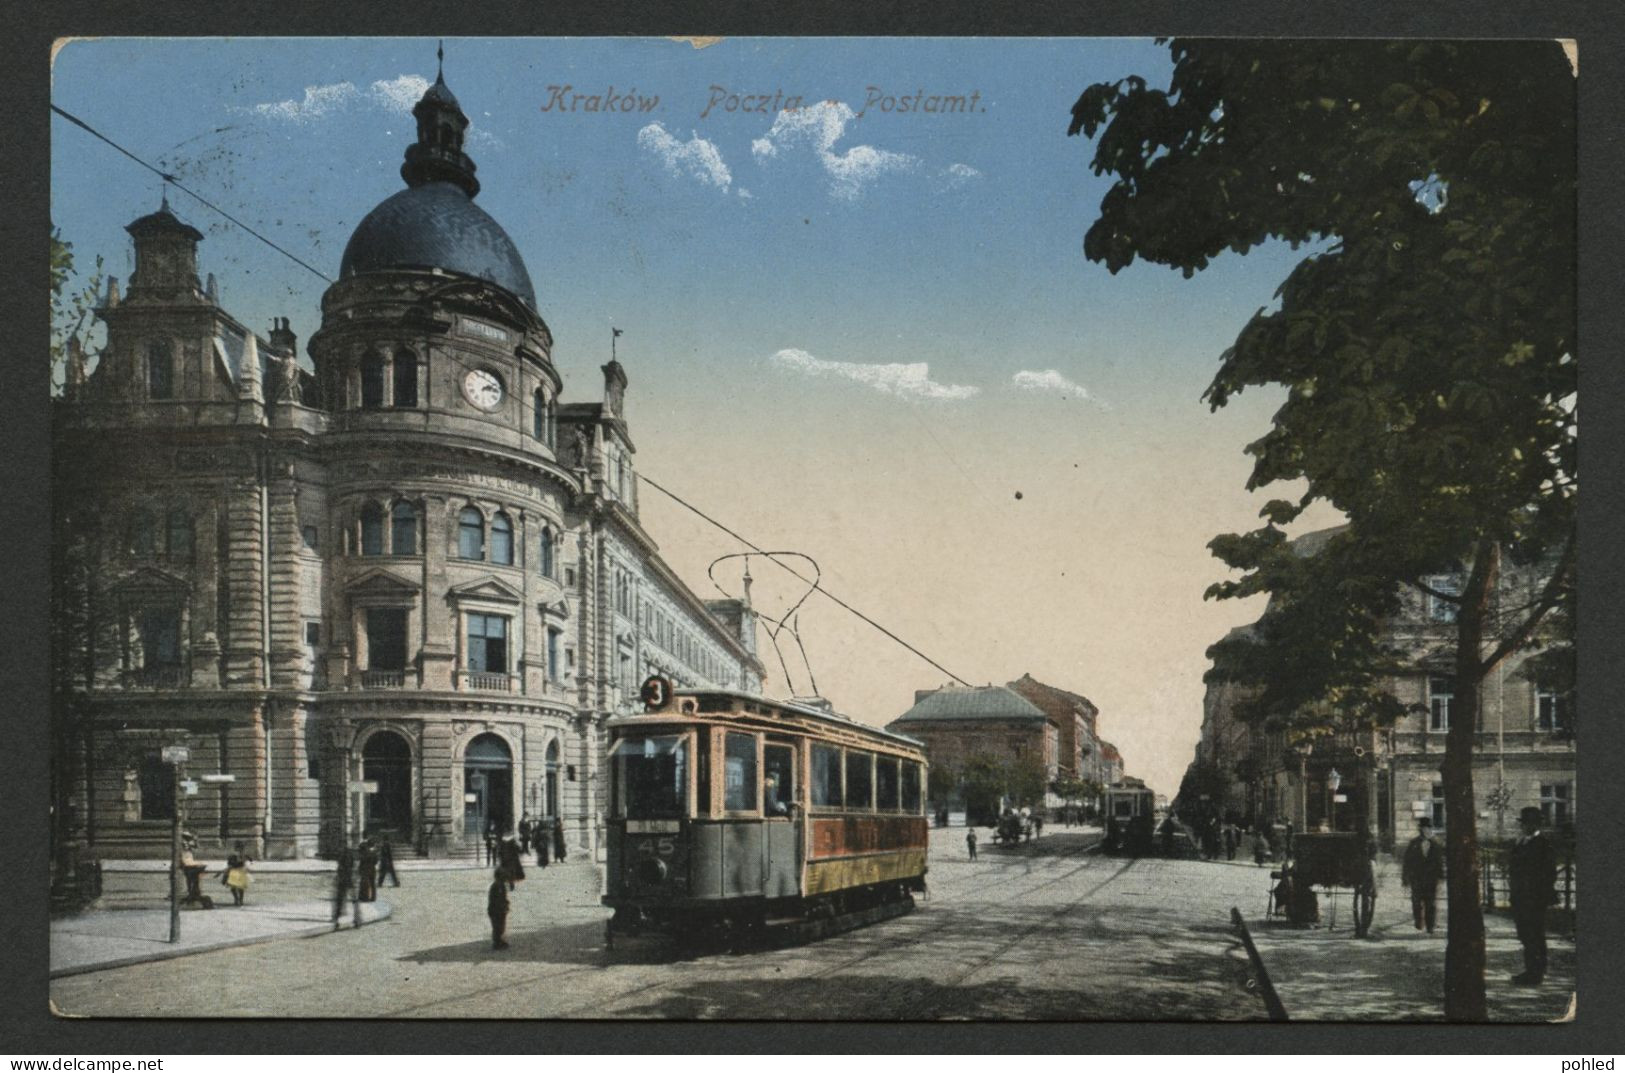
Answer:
[609,688,926,751]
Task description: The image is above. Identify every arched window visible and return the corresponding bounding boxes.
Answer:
[129,509,156,557]
[360,350,386,409]
[539,525,554,578]
[458,507,485,560]
[533,388,546,440]
[491,511,514,565]
[392,350,418,408]
[166,508,193,558]
[360,502,386,556]
[147,341,174,400]
[391,501,418,555]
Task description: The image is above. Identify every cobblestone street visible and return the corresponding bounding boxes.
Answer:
[52,829,1266,1020]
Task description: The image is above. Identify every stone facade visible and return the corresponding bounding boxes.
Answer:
[51,74,762,861]
[1007,674,1103,786]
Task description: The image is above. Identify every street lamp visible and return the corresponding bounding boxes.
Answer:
[1328,767,1343,831]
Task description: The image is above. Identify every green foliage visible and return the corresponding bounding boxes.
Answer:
[51,228,105,395]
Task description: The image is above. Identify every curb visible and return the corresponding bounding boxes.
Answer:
[49,902,394,979]
[1230,905,1289,1021]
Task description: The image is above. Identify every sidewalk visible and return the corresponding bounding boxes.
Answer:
[1238,853,1574,1022]
[99,856,493,874]
[50,898,393,978]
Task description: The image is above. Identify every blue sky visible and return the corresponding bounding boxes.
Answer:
[52,37,1336,794]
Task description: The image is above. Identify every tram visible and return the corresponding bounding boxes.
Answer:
[603,676,930,944]
[1103,781,1157,856]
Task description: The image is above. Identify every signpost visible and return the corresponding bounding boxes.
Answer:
[165,745,189,943]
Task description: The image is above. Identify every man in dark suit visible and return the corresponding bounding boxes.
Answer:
[1509,805,1557,985]
[487,869,510,950]
[1401,816,1445,932]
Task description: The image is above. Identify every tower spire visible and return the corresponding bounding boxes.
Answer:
[437,39,444,81]
[399,42,479,197]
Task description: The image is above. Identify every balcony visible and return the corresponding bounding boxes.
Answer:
[360,669,411,689]
[123,665,188,689]
[459,671,513,693]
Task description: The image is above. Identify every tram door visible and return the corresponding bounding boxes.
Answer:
[762,740,799,898]
[463,733,514,838]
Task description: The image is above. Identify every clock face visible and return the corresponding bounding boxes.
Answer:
[463,368,505,411]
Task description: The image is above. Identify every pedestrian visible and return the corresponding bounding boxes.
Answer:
[498,835,525,891]
[223,840,251,907]
[966,827,978,860]
[331,845,355,929]
[1224,822,1239,861]
[377,837,399,888]
[1159,815,1177,858]
[1253,826,1271,867]
[483,820,497,867]
[536,822,550,867]
[1283,820,1296,858]
[178,830,210,906]
[1401,816,1444,933]
[1509,806,1557,986]
[552,817,567,863]
[518,813,534,858]
[487,868,510,950]
[1033,814,1044,840]
[358,836,379,902]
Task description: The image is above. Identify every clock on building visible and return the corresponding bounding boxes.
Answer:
[462,368,505,410]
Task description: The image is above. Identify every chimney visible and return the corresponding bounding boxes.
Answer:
[205,273,218,303]
[105,277,120,308]
[66,336,88,396]
[236,332,265,423]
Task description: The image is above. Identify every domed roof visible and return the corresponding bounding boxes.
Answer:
[339,181,537,310]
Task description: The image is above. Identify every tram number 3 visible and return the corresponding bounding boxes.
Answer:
[636,837,676,858]
[639,675,673,709]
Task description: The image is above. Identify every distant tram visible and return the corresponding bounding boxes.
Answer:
[603,677,930,944]
[1103,781,1157,855]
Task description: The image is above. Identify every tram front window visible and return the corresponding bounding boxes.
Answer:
[616,735,688,819]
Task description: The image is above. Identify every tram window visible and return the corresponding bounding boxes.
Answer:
[901,761,922,814]
[723,732,758,812]
[763,744,795,816]
[696,731,711,816]
[811,744,843,808]
[846,750,874,811]
[875,756,899,811]
[615,735,688,819]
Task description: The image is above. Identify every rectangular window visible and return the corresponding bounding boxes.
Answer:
[1431,782,1447,830]
[875,756,900,811]
[1429,676,1453,732]
[466,613,508,674]
[811,744,843,808]
[366,608,408,671]
[1425,574,1461,623]
[1537,687,1572,734]
[724,732,758,812]
[901,761,922,814]
[301,524,320,550]
[1540,783,1572,827]
[147,343,173,400]
[138,608,181,668]
[547,627,562,682]
[304,621,321,646]
[763,743,795,816]
[846,750,874,811]
[138,755,175,821]
[616,734,688,820]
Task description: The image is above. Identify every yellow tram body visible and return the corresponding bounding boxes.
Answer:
[603,680,929,939]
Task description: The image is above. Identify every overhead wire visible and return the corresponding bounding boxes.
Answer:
[643,473,973,688]
[51,104,335,284]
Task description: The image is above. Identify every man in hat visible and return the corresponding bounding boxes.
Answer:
[1401,815,1445,932]
[487,868,510,950]
[1509,805,1557,985]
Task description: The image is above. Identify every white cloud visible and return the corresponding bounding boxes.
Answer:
[751,101,918,200]
[938,162,983,190]
[1012,369,1098,402]
[637,122,732,191]
[769,348,979,401]
[250,81,360,122]
[369,75,431,113]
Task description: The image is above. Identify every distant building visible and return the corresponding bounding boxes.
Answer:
[1186,528,1574,848]
[1100,741,1125,787]
[888,684,1057,780]
[1006,674,1101,785]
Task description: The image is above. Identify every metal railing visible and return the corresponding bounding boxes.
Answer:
[1481,845,1577,912]
[360,669,409,689]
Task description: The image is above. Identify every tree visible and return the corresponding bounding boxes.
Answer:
[1071,41,1575,1020]
[51,228,104,396]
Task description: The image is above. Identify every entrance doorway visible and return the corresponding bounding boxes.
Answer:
[362,730,413,838]
[545,740,560,820]
[463,733,513,839]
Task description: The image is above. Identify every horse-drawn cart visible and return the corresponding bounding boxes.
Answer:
[1270,832,1377,936]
